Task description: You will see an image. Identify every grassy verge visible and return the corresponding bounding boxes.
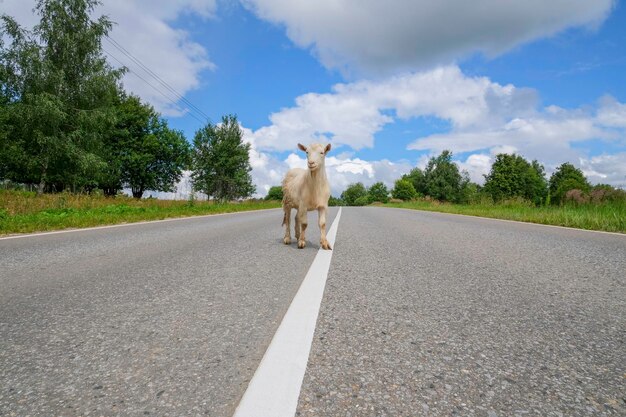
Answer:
[384,200,626,234]
[0,190,281,236]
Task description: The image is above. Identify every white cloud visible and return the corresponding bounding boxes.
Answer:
[243,0,614,75]
[1,0,217,115]
[579,153,626,187]
[408,113,608,161]
[249,66,538,152]
[247,64,625,190]
[597,95,626,128]
[457,154,493,184]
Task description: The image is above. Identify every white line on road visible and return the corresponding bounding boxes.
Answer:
[233,207,343,417]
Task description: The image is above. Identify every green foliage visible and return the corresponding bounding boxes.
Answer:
[328,196,344,206]
[265,185,283,201]
[549,163,590,205]
[367,181,389,203]
[423,150,463,202]
[353,195,370,206]
[392,179,417,201]
[106,95,190,199]
[459,179,481,204]
[341,182,367,206]
[0,0,123,193]
[483,154,548,205]
[191,115,255,202]
[402,167,426,195]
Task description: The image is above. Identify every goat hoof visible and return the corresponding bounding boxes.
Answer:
[297,240,306,249]
[321,240,332,250]
[284,237,291,245]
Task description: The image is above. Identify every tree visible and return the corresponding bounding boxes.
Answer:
[368,182,389,203]
[265,185,283,201]
[423,150,463,202]
[191,115,255,202]
[402,167,426,195]
[341,182,367,206]
[483,154,548,205]
[549,163,590,205]
[0,0,123,193]
[392,179,417,201]
[105,96,190,199]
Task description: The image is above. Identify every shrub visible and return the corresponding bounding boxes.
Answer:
[341,183,368,206]
[265,185,283,201]
[392,179,417,201]
[549,163,590,205]
[353,196,370,206]
[368,182,389,203]
[565,189,590,205]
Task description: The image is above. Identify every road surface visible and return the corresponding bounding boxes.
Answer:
[1,207,624,416]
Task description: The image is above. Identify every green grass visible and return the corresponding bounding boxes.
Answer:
[0,190,281,235]
[384,199,626,234]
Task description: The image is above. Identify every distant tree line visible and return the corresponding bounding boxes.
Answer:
[265,150,624,207]
[370,151,622,206]
[0,0,254,201]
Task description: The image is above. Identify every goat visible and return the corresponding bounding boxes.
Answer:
[281,143,332,250]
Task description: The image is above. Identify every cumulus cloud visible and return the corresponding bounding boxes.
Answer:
[579,153,626,187]
[242,0,614,75]
[597,95,626,128]
[248,65,625,190]
[249,66,538,152]
[1,0,217,115]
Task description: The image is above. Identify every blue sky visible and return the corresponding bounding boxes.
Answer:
[4,0,626,196]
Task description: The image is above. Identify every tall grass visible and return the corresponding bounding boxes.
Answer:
[385,198,626,233]
[0,191,281,235]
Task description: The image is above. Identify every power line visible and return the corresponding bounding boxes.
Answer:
[103,47,207,126]
[104,35,211,123]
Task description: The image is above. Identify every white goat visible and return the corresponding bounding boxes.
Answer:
[282,143,332,250]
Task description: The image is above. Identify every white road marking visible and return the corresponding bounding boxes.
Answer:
[233,207,343,417]
[0,207,281,240]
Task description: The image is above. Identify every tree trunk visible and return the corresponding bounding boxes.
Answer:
[37,163,48,196]
[37,179,46,195]
[132,187,143,199]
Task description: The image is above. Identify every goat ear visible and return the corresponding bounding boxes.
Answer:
[297,143,307,152]
[324,143,332,154]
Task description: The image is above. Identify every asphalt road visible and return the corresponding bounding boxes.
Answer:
[297,207,625,417]
[0,208,337,417]
[1,207,625,417]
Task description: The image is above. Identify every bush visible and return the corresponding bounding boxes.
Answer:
[589,186,626,204]
[341,183,368,206]
[565,189,590,205]
[549,163,590,205]
[351,196,369,206]
[392,179,417,201]
[368,182,389,203]
[265,185,283,201]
